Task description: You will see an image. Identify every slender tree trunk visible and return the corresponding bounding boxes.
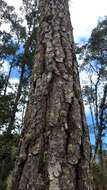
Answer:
[12,0,94,189]
[94,84,107,161]
[99,139,103,172]
[88,99,96,140]
[7,64,25,134]
[7,25,36,134]
[3,62,13,96]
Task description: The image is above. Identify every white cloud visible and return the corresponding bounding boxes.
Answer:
[0,61,10,74]
[80,69,99,88]
[69,0,107,42]
[0,23,11,32]
[9,77,19,85]
[7,78,19,93]
[80,70,90,87]
[5,0,23,13]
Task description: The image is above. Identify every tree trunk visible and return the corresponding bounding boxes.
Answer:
[3,62,13,96]
[12,0,94,189]
[7,63,25,134]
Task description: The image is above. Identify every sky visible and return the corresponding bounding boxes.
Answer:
[4,0,107,42]
[70,0,107,42]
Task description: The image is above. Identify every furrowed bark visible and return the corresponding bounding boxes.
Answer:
[12,0,94,189]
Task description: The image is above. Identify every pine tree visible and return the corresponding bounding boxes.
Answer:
[12,0,93,189]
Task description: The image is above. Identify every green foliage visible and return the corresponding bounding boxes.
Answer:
[6,173,12,190]
[79,17,107,80]
[0,31,18,58]
[0,74,6,94]
[0,133,19,190]
[92,159,107,190]
[0,93,15,127]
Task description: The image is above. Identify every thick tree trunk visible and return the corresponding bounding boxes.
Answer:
[12,0,94,189]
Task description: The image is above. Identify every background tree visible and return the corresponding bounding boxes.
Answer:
[78,16,107,190]
[0,0,38,188]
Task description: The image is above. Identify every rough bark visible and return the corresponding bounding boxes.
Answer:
[12,0,94,189]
